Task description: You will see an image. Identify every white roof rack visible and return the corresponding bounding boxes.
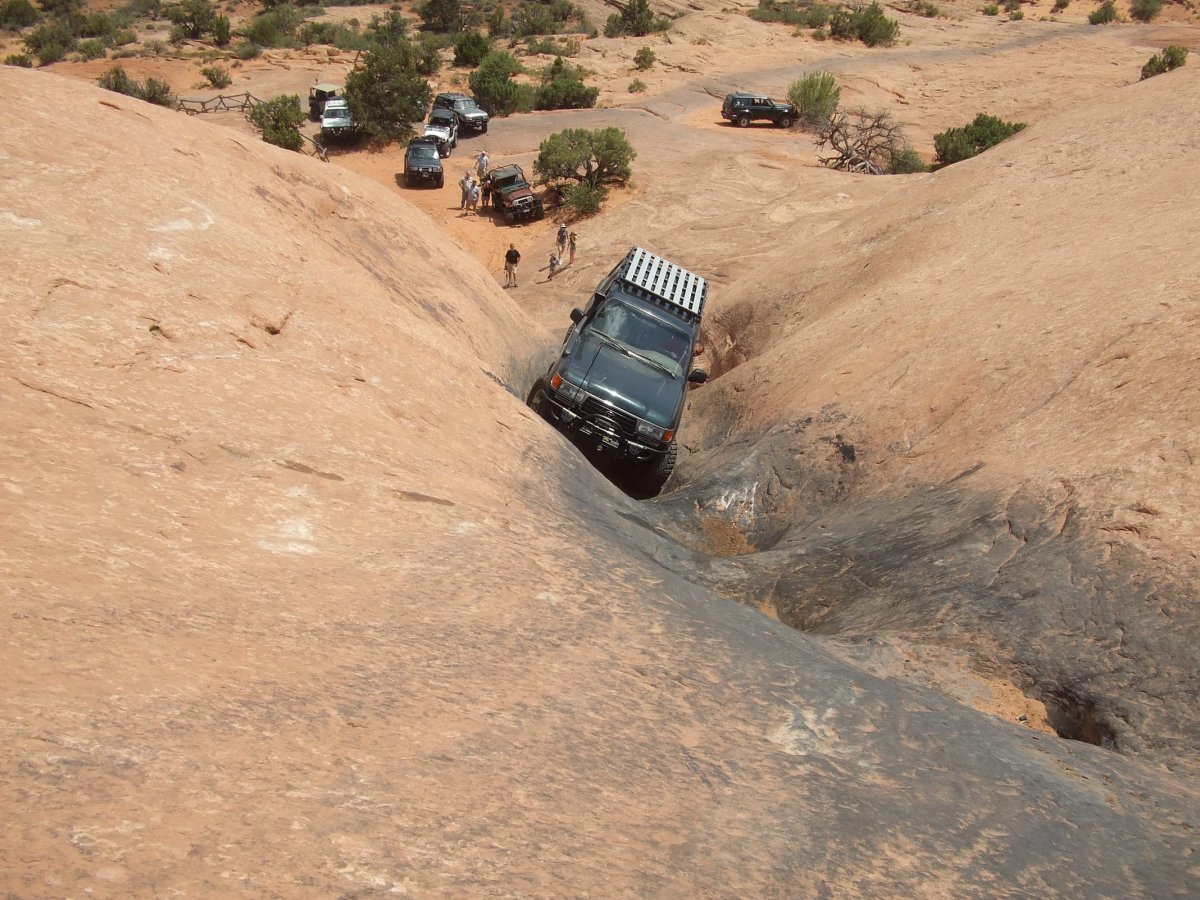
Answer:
[620,247,707,317]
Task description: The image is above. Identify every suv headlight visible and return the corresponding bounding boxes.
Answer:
[636,421,668,442]
[550,372,586,403]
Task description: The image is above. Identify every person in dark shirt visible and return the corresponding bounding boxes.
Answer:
[504,244,521,287]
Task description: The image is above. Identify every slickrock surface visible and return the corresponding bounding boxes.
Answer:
[3,34,1199,899]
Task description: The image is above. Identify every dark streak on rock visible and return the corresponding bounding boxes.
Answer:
[394,490,454,506]
[278,460,344,481]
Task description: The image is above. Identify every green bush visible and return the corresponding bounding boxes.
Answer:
[77,37,108,58]
[1,0,39,30]
[830,2,898,46]
[534,126,635,191]
[1088,0,1117,23]
[166,0,216,40]
[344,41,431,142]
[4,52,34,66]
[633,45,655,70]
[248,94,305,150]
[244,5,301,47]
[200,63,230,87]
[788,70,841,129]
[212,14,229,45]
[453,28,489,66]
[887,147,927,173]
[562,182,607,216]
[1140,44,1188,79]
[1002,0,1019,12]
[934,112,1026,166]
[1051,0,1068,9]
[235,41,261,58]
[97,64,178,106]
[417,0,459,33]
[1009,8,1023,18]
[112,28,136,45]
[604,0,655,37]
[469,50,531,116]
[535,59,599,110]
[982,4,999,14]
[23,21,75,60]
[80,11,116,39]
[363,10,407,49]
[526,35,580,56]
[628,78,646,92]
[1129,0,1161,20]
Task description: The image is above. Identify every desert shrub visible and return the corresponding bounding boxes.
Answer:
[887,146,927,173]
[1,0,39,29]
[1140,44,1188,79]
[933,112,1025,165]
[1128,0,1161,20]
[248,94,304,150]
[535,57,598,109]
[1009,8,1023,18]
[527,35,580,55]
[1088,0,1117,23]
[982,3,999,14]
[788,70,841,129]
[112,28,136,44]
[469,50,532,115]
[417,0,459,33]
[830,2,898,46]
[363,11,407,49]
[453,28,489,65]
[562,182,607,215]
[1002,0,1019,12]
[1051,0,1068,9]
[77,37,107,58]
[628,78,646,92]
[212,14,229,44]
[244,5,301,47]
[140,75,175,105]
[200,63,230,87]
[80,11,116,39]
[165,0,216,39]
[344,41,431,142]
[4,52,33,65]
[97,64,177,106]
[816,107,913,174]
[604,0,659,37]
[35,0,81,19]
[534,126,635,193]
[23,21,75,61]
[634,45,654,69]
[234,40,261,58]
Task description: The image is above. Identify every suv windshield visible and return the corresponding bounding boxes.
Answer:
[590,300,690,377]
[410,145,438,159]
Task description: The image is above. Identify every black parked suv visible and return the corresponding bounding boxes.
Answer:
[403,137,444,187]
[527,247,709,494]
[433,92,489,134]
[721,91,797,128]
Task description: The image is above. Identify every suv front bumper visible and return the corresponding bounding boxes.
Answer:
[542,389,667,461]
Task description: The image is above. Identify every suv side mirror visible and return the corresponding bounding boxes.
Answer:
[570,308,584,324]
[687,369,709,384]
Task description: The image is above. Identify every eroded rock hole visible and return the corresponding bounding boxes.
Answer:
[1041,688,1118,749]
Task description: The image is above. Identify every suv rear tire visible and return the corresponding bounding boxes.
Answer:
[736,116,750,128]
[779,115,794,129]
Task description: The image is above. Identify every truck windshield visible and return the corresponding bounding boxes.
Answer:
[591,301,689,377]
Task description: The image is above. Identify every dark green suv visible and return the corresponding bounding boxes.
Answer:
[527,247,709,495]
[721,92,797,128]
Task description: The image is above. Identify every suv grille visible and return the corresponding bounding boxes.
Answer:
[581,396,636,435]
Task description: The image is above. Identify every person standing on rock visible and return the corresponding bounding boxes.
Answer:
[556,223,569,259]
[504,243,521,287]
[481,177,493,211]
[568,231,578,265]
[475,150,490,181]
[467,179,480,214]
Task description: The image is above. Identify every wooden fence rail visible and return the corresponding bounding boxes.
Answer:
[176,92,328,162]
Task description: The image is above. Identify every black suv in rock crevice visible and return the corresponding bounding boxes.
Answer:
[721,92,797,128]
[527,247,709,495]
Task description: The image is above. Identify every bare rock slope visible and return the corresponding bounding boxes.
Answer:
[670,67,1200,763]
[2,68,1198,895]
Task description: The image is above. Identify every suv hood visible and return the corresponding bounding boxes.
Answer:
[424,123,452,140]
[560,334,681,427]
[459,107,488,120]
[498,182,534,200]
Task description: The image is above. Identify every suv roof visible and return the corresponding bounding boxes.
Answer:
[611,246,708,318]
